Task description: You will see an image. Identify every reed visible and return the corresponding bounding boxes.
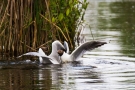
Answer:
[0,0,88,56]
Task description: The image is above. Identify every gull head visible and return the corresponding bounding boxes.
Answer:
[57,50,64,56]
[52,40,66,52]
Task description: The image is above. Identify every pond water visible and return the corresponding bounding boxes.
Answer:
[0,0,135,90]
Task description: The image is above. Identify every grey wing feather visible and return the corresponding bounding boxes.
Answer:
[17,52,46,58]
[70,41,107,61]
[17,48,47,58]
[38,48,47,56]
[64,41,69,54]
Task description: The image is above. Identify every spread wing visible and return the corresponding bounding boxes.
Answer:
[17,48,47,58]
[17,48,59,64]
[64,41,69,54]
[38,48,47,56]
[70,41,107,60]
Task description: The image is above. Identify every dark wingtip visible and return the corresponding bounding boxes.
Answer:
[94,41,107,47]
[102,42,107,45]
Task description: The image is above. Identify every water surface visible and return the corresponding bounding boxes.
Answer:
[0,0,135,90]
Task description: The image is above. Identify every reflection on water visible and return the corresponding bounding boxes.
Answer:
[109,1,135,56]
[0,60,134,90]
[82,0,135,90]
[0,0,135,90]
[84,0,135,59]
[0,63,102,90]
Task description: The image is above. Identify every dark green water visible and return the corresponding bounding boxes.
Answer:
[0,0,135,90]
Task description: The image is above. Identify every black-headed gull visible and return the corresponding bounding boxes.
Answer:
[17,40,65,64]
[18,40,106,64]
[59,41,107,63]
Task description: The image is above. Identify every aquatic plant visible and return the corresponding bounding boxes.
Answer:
[0,0,88,56]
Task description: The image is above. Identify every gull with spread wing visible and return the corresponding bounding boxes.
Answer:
[18,40,65,64]
[18,40,107,64]
[58,41,107,63]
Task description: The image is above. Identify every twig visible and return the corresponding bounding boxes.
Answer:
[20,41,36,51]
[0,0,10,28]
[40,14,68,41]
[64,23,73,49]
[36,40,52,49]
[89,25,94,40]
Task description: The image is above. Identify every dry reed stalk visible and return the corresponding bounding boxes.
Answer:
[8,0,13,52]
[33,20,37,48]
[64,23,73,49]
[36,40,52,49]
[0,0,86,55]
[0,1,4,14]
[20,41,36,51]
[0,0,10,28]
[0,28,6,36]
[56,30,61,41]
[45,0,51,21]
[40,14,68,41]
[19,0,23,53]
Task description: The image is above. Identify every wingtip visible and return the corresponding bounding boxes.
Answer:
[92,41,107,48]
[98,41,107,47]
[102,42,107,44]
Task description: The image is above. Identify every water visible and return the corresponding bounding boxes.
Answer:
[0,0,135,90]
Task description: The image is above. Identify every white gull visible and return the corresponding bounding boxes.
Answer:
[60,41,107,63]
[18,40,107,64]
[18,40,65,64]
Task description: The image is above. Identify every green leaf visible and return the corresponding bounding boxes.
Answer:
[66,9,70,16]
[52,17,55,22]
[69,0,72,5]
[58,13,64,21]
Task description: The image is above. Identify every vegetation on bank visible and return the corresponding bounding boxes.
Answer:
[0,0,88,56]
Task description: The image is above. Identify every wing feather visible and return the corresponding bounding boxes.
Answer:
[64,41,69,54]
[17,48,47,58]
[70,41,107,60]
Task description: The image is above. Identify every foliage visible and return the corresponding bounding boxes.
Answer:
[0,0,88,55]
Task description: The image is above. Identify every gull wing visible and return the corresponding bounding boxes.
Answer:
[17,48,59,64]
[38,48,47,56]
[70,41,107,61]
[17,48,47,58]
[64,41,69,54]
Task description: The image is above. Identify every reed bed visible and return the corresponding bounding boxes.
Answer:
[0,0,88,56]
